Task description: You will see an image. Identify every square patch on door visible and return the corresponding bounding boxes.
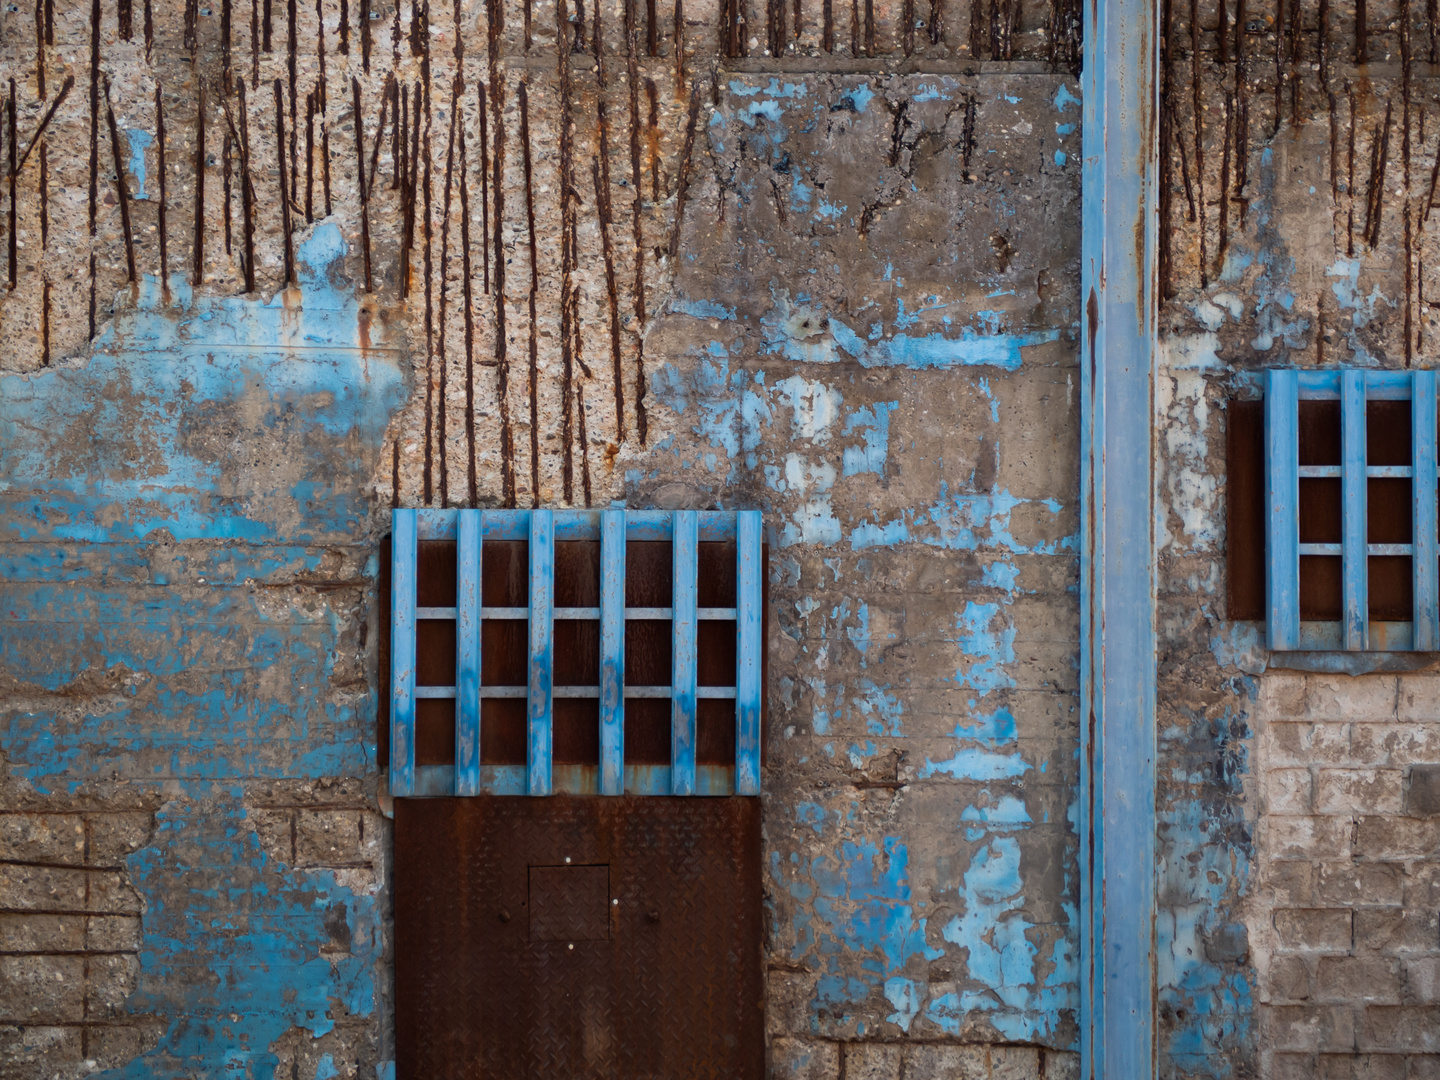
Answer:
[529,864,611,942]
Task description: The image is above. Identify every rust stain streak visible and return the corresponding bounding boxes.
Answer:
[103,78,137,285]
[519,78,541,507]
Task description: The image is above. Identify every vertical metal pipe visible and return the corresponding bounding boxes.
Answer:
[1079,0,1158,1072]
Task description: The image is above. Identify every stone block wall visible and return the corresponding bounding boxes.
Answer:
[1251,674,1440,1078]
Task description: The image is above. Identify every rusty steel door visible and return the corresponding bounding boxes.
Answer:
[394,796,763,1079]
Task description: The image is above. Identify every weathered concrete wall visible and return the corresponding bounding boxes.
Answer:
[1158,4,1440,1078]
[0,0,1085,1076]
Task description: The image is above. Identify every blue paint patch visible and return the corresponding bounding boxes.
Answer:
[1054,84,1081,112]
[917,747,1029,781]
[927,837,1070,1041]
[840,402,896,477]
[797,801,829,832]
[960,795,1032,831]
[950,600,1017,693]
[125,128,153,199]
[94,798,380,1079]
[1158,700,1255,1075]
[885,976,924,1031]
[830,317,1059,371]
[783,838,944,1031]
[671,297,738,320]
[0,223,404,786]
[980,559,1020,590]
[841,84,875,112]
[951,708,1018,745]
[0,223,404,545]
[851,679,904,736]
[845,600,872,664]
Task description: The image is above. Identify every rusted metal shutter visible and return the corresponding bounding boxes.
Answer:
[388,508,765,1077]
[394,796,764,1079]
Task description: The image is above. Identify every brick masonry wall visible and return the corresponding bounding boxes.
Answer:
[1250,674,1440,1078]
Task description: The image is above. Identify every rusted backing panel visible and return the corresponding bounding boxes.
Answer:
[394,796,763,1080]
[1229,397,1427,622]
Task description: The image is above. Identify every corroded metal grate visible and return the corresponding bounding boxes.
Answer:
[1264,368,1440,651]
[389,508,764,796]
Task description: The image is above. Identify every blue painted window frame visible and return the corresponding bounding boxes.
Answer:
[389,508,765,798]
[1263,368,1440,653]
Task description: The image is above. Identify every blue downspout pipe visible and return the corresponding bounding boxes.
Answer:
[1079,0,1159,1076]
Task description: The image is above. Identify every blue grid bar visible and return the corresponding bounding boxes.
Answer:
[600,509,626,796]
[455,509,482,796]
[1265,369,1301,650]
[528,509,554,796]
[1415,371,1439,651]
[735,511,763,796]
[1342,369,1369,651]
[1296,369,1419,399]
[670,510,698,796]
[389,508,417,797]
[415,508,741,542]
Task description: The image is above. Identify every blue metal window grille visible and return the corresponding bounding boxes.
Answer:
[389,508,764,797]
[1264,368,1439,652]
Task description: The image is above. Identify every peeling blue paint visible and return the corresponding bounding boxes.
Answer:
[95,798,380,1079]
[853,487,1074,555]
[1,223,402,786]
[125,128,152,199]
[784,837,944,1030]
[829,318,1059,371]
[929,837,1066,1041]
[671,297,737,320]
[0,224,404,545]
[841,84,875,112]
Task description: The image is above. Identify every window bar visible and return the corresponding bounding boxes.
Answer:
[1414,370,1438,651]
[528,508,554,795]
[735,510,763,796]
[1265,369,1300,649]
[455,509,483,796]
[1342,369,1368,650]
[600,509,626,795]
[390,508,418,797]
[671,510,698,795]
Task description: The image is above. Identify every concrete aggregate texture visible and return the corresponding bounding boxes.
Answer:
[0,0,1094,1075]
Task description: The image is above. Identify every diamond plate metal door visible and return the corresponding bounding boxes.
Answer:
[394,796,763,1079]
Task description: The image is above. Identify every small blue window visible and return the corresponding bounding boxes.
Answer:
[1263,368,1438,652]
[389,509,764,797]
